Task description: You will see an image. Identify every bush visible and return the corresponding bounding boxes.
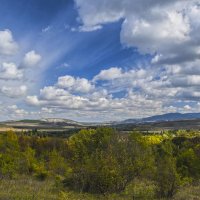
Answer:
[34,162,49,181]
[34,170,49,181]
[123,179,157,200]
[156,141,180,198]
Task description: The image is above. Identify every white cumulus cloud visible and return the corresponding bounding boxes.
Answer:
[57,75,94,93]
[0,85,27,98]
[21,50,42,68]
[75,0,200,65]
[0,62,23,80]
[0,29,18,56]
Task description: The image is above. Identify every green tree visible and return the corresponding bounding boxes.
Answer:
[156,141,180,198]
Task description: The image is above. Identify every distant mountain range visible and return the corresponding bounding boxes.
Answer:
[118,112,200,124]
[2,113,200,130]
[40,118,83,126]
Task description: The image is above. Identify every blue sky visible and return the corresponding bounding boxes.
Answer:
[0,0,200,121]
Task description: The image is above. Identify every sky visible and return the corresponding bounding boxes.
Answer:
[0,0,200,122]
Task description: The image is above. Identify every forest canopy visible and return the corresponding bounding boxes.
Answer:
[0,128,200,199]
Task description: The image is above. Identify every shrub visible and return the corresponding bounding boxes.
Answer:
[123,179,157,200]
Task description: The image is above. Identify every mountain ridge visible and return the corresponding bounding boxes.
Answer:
[2,112,200,126]
[119,112,200,124]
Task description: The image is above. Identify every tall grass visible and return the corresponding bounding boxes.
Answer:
[0,177,58,200]
[0,177,200,200]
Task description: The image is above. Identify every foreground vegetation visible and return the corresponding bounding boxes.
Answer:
[0,128,200,199]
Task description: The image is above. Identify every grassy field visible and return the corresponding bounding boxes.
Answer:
[173,185,200,200]
[0,177,200,200]
[0,177,58,200]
